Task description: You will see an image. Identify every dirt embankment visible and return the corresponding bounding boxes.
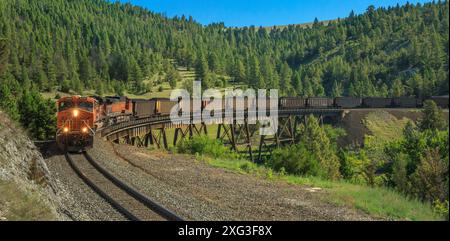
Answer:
[0,111,64,220]
[337,109,449,147]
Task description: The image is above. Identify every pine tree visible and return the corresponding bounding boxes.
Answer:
[291,72,303,96]
[331,81,343,97]
[166,65,181,89]
[419,100,446,131]
[234,59,246,84]
[248,55,262,89]
[0,38,9,76]
[0,84,20,121]
[391,78,405,97]
[128,57,144,93]
[196,53,209,81]
[280,62,293,95]
[299,115,341,180]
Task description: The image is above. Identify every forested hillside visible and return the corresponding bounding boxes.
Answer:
[0,0,448,97]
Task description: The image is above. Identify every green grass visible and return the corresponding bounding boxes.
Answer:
[0,180,56,221]
[324,183,440,221]
[363,111,411,143]
[202,156,442,221]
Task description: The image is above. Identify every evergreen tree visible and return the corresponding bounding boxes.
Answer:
[0,84,19,121]
[331,81,344,97]
[0,38,9,76]
[166,65,181,89]
[419,100,446,131]
[234,59,246,84]
[196,53,209,81]
[0,0,447,97]
[280,62,293,95]
[391,78,405,97]
[298,115,341,180]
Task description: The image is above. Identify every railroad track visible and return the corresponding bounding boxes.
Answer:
[64,151,184,221]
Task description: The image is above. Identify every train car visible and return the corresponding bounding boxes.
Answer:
[280,97,307,109]
[103,96,133,124]
[104,96,133,115]
[392,97,421,108]
[132,99,157,118]
[56,96,97,152]
[234,97,248,112]
[335,97,363,108]
[153,98,178,115]
[220,96,259,113]
[307,97,334,108]
[430,96,449,109]
[363,97,393,108]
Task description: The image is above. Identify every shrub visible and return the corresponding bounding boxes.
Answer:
[177,135,237,159]
[433,200,449,220]
[383,124,449,202]
[18,89,56,140]
[270,143,322,177]
[411,148,448,202]
[60,80,71,93]
[419,100,446,131]
[268,115,341,180]
[390,153,410,193]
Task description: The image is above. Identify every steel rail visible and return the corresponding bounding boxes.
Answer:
[64,152,140,221]
[82,151,184,221]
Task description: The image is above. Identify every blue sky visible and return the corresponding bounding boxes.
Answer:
[119,0,434,27]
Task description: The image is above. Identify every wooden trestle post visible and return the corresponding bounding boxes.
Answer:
[257,115,297,163]
[173,123,208,147]
[217,118,253,162]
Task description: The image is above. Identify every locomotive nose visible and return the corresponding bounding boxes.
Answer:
[73,109,79,117]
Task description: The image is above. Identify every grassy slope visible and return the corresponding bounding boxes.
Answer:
[205,157,441,221]
[363,110,412,143]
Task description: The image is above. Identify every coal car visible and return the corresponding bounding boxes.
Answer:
[307,97,334,108]
[363,97,393,108]
[392,97,421,108]
[132,99,157,118]
[335,97,363,108]
[430,96,449,109]
[280,97,307,109]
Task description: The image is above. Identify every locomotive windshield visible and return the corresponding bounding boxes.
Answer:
[79,101,94,112]
[58,101,73,112]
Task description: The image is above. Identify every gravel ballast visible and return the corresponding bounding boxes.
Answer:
[88,137,374,221]
[44,145,126,221]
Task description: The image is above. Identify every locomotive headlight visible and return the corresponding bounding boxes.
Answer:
[63,127,69,133]
[73,109,79,117]
[82,127,88,133]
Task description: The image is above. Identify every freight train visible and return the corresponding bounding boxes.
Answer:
[56,95,449,152]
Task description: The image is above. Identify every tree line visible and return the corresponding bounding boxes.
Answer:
[0,38,55,140]
[0,0,448,97]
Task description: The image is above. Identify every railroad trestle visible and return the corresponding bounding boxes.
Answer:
[101,109,344,162]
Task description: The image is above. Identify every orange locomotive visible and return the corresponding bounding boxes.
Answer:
[56,95,135,152]
[56,96,98,152]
